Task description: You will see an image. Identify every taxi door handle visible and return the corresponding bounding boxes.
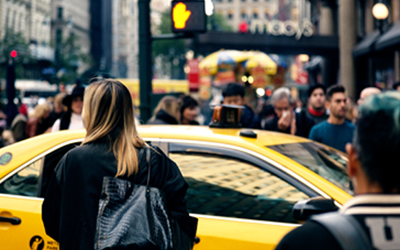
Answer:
[0,216,21,225]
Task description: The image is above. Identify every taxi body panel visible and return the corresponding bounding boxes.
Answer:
[0,126,351,249]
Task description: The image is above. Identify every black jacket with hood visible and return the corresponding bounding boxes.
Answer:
[42,139,188,250]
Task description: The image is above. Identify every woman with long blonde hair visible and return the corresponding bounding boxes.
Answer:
[42,79,189,249]
[25,103,51,137]
[147,95,180,124]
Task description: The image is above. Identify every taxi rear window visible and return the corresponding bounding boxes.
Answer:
[268,142,353,195]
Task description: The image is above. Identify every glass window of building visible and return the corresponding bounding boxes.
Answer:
[265,9,270,19]
[241,9,247,19]
[57,7,63,20]
[228,9,233,19]
[253,9,259,19]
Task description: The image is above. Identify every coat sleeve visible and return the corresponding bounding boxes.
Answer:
[41,154,67,241]
[275,221,342,250]
[151,146,188,214]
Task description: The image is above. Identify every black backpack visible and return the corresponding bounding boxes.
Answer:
[311,212,373,250]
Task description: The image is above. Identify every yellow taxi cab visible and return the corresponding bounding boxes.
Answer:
[0,124,352,250]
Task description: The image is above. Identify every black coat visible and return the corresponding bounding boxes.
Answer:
[147,109,179,125]
[42,141,188,250]
[263,111,314,138]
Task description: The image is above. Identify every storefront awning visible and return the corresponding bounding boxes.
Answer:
[352,30,380,57]
[375,22,400,51]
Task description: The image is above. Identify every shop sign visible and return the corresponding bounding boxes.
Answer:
[187,59,200,91]
[199,68,212,100]
[249,19,314,40]
[250,66,268,88]
[295,55,309,84]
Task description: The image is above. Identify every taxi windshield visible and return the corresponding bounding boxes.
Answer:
[268,142,353,195]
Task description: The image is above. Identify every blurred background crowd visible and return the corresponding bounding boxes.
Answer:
[0,77,392,154]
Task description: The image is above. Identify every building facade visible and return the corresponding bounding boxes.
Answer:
[0,0,53,61]
[51,0,91,74]
[110,0,138,78]
[213,0,313,32]
[353,0,400,93]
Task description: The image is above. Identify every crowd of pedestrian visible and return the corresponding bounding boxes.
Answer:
[0,79,395,155]
[145,81,389,154]
[0,84,85,146]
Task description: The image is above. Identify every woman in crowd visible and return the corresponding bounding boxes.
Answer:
[45,92,66,132]
[51,85,84,132]
[25,103,51,138]
[147,95,180,125]
[42,79,189,249]
[179,95,199,125]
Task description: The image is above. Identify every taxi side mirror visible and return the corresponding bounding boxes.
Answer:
[292,197,339,221]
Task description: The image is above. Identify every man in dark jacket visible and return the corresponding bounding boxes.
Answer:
[276,91,400,250]
[222,83,255,128]
[264,87,314,138]
[304,84,329,124]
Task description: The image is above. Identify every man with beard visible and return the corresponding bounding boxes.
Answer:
[305,84,329,124]
[263,88,314,137]
[309,85,354,152]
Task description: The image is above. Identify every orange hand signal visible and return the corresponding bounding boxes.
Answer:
[173,3,191,29]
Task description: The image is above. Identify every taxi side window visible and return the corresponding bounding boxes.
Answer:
[0,158,43,197]
[170,152,309,224]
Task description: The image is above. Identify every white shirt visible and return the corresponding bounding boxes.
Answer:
[51,113,84,132]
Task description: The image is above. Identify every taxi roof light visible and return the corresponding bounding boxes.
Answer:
[209,105,243,128]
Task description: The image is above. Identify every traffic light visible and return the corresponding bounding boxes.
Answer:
[10,50,17,58]
[171,0,206,33]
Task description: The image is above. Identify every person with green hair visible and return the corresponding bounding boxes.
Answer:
[276,91,400,250]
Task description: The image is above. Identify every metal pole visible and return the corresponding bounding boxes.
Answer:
[339,0,357,99]
[138,0,152,123]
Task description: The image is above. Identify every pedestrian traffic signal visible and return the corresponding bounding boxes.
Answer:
[10,50,17,58]
[171,0,206,33]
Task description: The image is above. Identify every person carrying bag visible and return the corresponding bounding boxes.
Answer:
[94,146,198,250]
[42,79,197,250]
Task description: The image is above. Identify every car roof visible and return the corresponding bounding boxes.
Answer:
[0,125,309,176]
[139,125,310,146]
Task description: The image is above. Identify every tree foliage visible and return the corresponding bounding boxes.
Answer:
[208,13,234,32]
[0,29,33,78]
[55,33,92,84]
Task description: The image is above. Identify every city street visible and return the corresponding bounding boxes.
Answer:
[0,0,400,249]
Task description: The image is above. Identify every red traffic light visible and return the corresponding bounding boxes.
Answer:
[10,50,17,58]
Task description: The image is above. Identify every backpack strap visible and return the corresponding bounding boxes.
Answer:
[311,212,373,250]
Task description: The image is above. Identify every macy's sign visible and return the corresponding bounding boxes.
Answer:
[250,19,314,40]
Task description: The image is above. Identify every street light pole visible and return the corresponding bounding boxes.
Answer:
[138,0,152,123]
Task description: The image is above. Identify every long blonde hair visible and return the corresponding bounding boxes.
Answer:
[81,79,145,177]
[151,96,180,121]
[30,103,51,121]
